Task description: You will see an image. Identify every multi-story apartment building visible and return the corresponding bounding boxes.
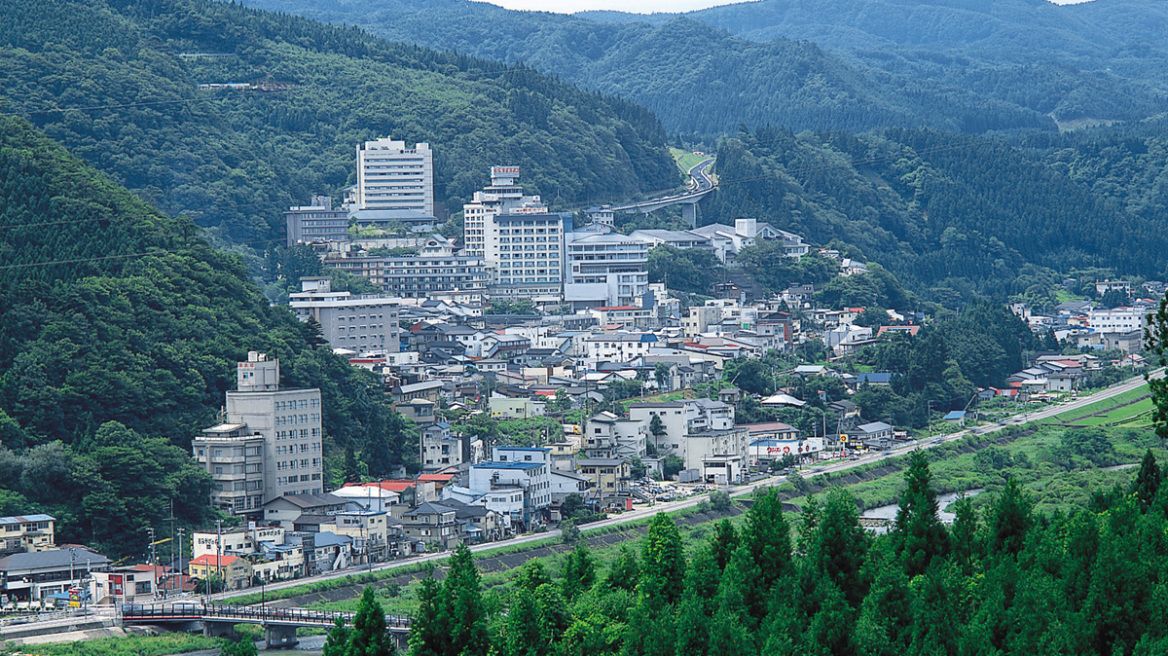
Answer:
[193,353,323,518]
[289,277,400,353]
[564,232,651,310]
[355,137,434,215]
[468,447,552,527]
[323,247,487,299]
[582,412,646,459]
[284,196,349,246]
[193,424,266,515]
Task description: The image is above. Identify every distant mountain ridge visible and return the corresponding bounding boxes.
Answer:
[239,0,1168,136]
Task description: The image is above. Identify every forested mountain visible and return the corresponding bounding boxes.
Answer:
[0,115,411,556]
[0,0,677,245]
[235,0,1058,136]
[704,122,1168,303]
[615,0,1168,128]
[240,0,1167,136]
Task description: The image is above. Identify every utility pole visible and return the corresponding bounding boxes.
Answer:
[216,518,223,599]
[146,527,157,572]
[176,527,185,598]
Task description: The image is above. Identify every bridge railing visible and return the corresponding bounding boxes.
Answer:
[120,603,410,629]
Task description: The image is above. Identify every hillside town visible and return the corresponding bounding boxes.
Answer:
[1,136,1158,611]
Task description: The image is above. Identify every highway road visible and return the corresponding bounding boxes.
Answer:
[687,157,715,192]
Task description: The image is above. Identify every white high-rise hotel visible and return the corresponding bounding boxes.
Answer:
[355,137,434,215]
[463,167,570,302]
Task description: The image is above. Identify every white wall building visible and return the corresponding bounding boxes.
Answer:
[289,278,400,354]
[1087,306,1148,333]
[468,447,552,525]
[564,232,651,309]
[217,353,323,504]
[355,137,434,215]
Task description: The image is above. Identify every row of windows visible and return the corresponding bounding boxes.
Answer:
[275,458,322,471]
[275,476,322,487]
[275,443,318,455]
[275,413,320,426]
[276,429,320,440]
[275,399,319,411]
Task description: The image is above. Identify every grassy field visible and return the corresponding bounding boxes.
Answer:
[1041,385,1150,424]
[669,148,707,174]
[2,632,225,656]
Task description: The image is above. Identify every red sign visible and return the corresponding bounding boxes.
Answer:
[491,166,520,176]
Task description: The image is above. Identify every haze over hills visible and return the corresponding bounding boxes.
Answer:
[0,0,678,244]
[241,0,1168,136]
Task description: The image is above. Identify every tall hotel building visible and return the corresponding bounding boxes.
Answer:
[463,167,570,303]
[355,137,434,215]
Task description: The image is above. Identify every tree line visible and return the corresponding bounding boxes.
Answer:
[403,450,1168,656]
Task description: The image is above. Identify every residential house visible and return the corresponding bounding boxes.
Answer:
[262,493,355,532]
[401,502,461,548]
[576,458,632,498]
[189,554,252,591]
[0,514,55,556]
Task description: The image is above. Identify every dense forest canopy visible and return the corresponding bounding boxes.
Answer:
[703,123,1168,303]
[0,0,678,245]
[0,114,412,556]
[240,0,1168,136]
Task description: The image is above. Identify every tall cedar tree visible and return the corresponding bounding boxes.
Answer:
[892,451,949,576]
[1133,449,1161,510]
[350,587,395,656]
[639,512,687,605]
[445,544,491,656]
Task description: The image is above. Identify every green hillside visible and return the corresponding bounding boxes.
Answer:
[236,0,1059,136]
[0,0,678,245]
[705,123,1168,302]
[0,115,410,556]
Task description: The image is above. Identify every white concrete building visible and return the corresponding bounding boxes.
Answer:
[1087,306,1148,333]
[468,447,552,526]
[192,352,324,511]
[289,278,400,354]
[583,333,658,362]
[463,166,549,258]
[564,232,651,310]
[355,137,434,215]
[583,411,646,459]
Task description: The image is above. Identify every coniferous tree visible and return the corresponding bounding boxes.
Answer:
[561,543,597,600]
[639,513,686,605]
[892,451,949,576]
[446,544,490,656]
[323,617,353,656]
[710,519,739,572]
[1133,449,1161,510]
[349,587,394,656]
[990,478,1032,556]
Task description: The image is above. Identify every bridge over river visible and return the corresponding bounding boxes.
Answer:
[122,602,411,649]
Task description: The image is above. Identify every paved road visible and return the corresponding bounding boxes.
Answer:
[686,158,715,192]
